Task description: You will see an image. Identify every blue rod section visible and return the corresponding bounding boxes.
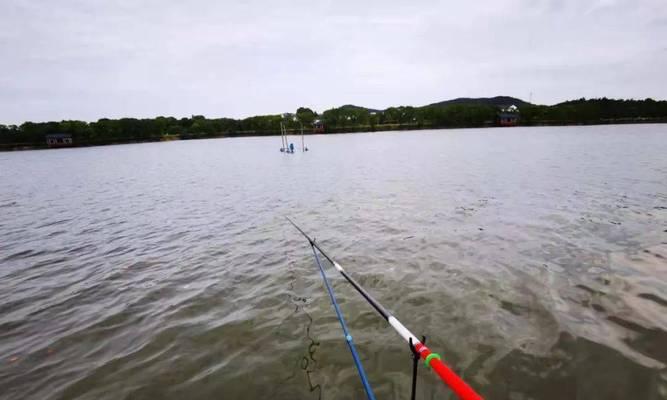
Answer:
[310,244,376,400]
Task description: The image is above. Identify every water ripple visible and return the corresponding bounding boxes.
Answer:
[1,125,666,399]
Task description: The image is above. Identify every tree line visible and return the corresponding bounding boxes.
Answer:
[1,98,666,149]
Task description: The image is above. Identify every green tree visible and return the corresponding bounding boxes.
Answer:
[296,107,317,125]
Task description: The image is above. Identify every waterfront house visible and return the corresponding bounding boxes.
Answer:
[46,134,73,147]
[498,105,519,126]
[313,120,325,133]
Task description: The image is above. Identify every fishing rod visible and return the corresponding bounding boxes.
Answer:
[308,242,376,399]
[287,217,483,400]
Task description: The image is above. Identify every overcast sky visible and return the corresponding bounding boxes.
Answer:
[1,0,665,124]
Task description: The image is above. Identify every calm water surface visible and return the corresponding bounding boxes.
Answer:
[1,125,666,400]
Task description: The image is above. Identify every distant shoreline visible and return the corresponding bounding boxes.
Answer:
[3,97,666,151]
[2,118,665,152]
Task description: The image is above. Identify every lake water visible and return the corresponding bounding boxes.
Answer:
[1,125,666,400]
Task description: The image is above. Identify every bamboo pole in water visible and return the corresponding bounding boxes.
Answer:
[280,122,286,151]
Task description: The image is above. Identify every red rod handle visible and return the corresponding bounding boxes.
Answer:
[415,343,483,400]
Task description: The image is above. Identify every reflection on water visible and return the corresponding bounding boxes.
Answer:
[1,124,666,399]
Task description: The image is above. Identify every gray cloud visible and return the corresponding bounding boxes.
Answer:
[1,0,665,124]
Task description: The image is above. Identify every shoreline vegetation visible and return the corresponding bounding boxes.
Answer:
[2,96,666,151]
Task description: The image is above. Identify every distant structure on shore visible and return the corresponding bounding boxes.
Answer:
[498,105,519,126]
[46,134,73,147]
[313,120,325,133]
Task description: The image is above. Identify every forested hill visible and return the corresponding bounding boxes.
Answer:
[427,96,532,108]
[1,97,666,150]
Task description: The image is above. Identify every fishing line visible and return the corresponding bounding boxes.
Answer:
[278,224,322,399]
